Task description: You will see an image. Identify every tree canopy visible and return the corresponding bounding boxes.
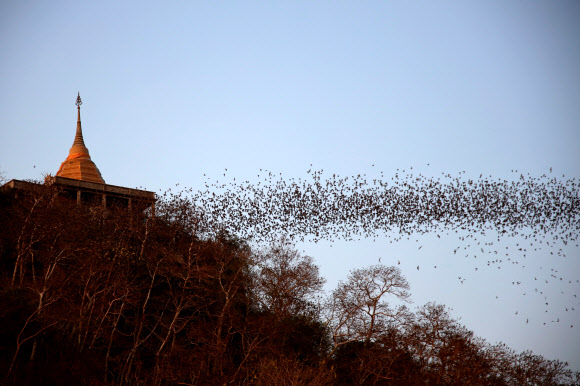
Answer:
[0,181,578,385]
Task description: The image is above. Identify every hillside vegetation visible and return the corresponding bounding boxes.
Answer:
[0,184,578,385]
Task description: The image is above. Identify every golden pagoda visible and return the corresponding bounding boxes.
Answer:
[55,93,105,183]
[2,94,155,211]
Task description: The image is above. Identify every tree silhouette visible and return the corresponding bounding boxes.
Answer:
[1,177,579,384]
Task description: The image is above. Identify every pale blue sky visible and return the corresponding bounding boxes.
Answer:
[1,1,579,369]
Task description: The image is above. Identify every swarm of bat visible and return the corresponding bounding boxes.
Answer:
[156,167,579,324]
[166,168,579,247]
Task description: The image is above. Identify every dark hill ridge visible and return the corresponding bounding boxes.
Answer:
[0,180,578,384]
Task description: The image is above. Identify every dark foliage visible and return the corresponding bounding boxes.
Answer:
[0,184,578,385]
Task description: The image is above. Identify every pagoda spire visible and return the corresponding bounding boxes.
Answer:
[55,93,105,184]
[70,92,90,155]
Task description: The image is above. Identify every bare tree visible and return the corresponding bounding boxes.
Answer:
[406,302,493,384]
[253,237,325,319]
[497,348,580,385]
[326,264,411,355]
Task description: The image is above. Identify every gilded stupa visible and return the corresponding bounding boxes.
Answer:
[55,93,105,184]
[2,93,155,211]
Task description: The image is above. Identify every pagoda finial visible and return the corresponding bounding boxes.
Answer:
[69,92,89,156]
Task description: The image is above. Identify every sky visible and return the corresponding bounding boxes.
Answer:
[1,0,579,370]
